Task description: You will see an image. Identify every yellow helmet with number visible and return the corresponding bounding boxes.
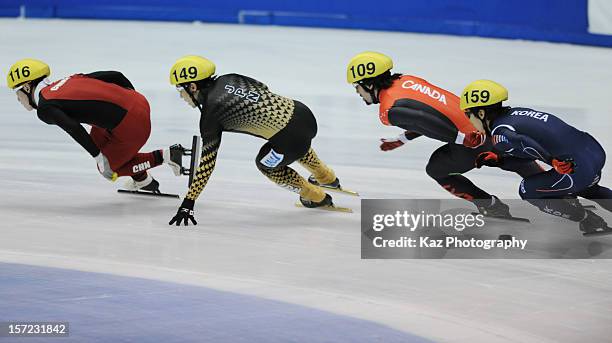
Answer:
[7,58,50,89]
[169,55,216,86]
[346,51,393,83]
[460,80,508,111]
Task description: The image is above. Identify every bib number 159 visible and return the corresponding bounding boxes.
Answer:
[464,90,490,104]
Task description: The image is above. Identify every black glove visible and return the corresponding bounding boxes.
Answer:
[475,151,502,168]
[169,198,197,226]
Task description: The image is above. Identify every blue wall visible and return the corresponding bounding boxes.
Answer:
[2,0,612,47]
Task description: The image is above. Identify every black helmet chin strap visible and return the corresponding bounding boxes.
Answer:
[365,84,379,104]
[471,107,492,135]
[370,87,380,104]
[26,86,39,110]
[26,78,50,110]
[182,84,203,111]
[358,80,379,104]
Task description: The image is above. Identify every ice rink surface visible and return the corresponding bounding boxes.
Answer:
[1,18,612,342]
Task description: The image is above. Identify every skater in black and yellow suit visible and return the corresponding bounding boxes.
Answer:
[168,56,342,226]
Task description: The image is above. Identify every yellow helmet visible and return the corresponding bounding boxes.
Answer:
[169,55,216,86]
[7,58,50,89]
[460,80,508,111]
[346,51,393,83]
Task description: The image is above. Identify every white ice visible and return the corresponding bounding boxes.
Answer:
[1,18,612,342]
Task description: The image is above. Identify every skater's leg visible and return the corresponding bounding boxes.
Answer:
[258,165,326,202]
[113,151,164,177]
[499,157,544,178]
[578,184,612,212]
[90,126,111,148]
[101,106,160,177]
[101,93,165,177]
[274,100,336,184]
[298,148,336,185]
[426,144,515,215]
[254,100,335,205]
[132,171,147,182]
[519,170,587,221]
[426,144,491,201]
[122,170,160,192]
[256,142,326,203]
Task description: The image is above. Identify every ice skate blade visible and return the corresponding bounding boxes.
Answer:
[582,229,612,237]
[316,185,359,196]
[118,189,180,199]
[295,202,353,213]
[471,212,531,223]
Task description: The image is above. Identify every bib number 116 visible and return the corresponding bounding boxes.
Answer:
[8,66,31,82]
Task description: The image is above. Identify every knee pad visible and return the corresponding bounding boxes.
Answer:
[425,159,447,180]
[425,158,438,179]
[425,149,455,180]
[256,158,282,174]
[256,145,286,171]
[518,180,528,199]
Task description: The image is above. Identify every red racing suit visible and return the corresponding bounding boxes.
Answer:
[37,72,161,177]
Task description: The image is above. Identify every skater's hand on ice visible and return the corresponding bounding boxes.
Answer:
[475,151,502,168]
[169,199,197,226]
[458,130,486,148]
[380,133,410,151]
[95,153,117,181]
[552,158,575,174]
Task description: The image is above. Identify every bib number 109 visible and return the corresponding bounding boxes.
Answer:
[350,62,376,79]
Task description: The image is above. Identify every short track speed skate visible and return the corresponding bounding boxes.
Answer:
[295,194,353,213]
[580,210,612,237]
[307,175,359,196]
[118,175,179,199]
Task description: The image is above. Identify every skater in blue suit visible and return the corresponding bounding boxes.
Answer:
[459,79,612,236]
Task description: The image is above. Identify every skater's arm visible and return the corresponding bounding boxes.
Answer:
[169,116,223,227]
[387,105,458,143]
[85,71,135,90]
[184,131,222,202]
[388,99,484,148]
[492,126,553,162]
[379,131,421,151]
[404,131,422,140]
[37,105,100,157]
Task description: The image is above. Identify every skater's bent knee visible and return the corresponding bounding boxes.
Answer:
[425,161,449,180]
[518,180,528,199]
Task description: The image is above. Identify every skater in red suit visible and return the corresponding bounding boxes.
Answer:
[7,58,181,192]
